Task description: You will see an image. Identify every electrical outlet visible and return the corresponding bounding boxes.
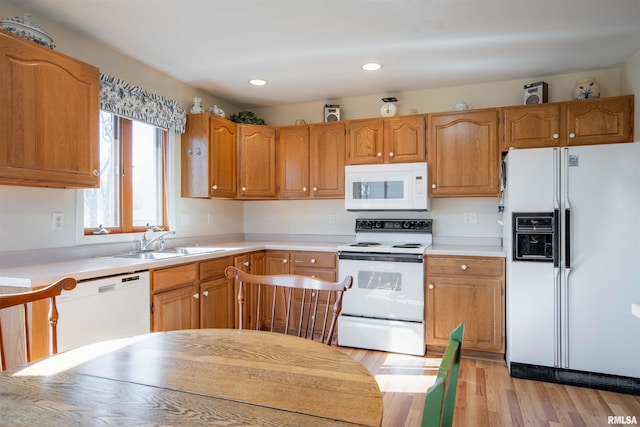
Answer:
[267,214,275,225]
[52,212,64,231]
[463,212,478,224]
[207,213,215,224]
[181,213,191,226]
[409,108,419,114]
[328,213,336,224]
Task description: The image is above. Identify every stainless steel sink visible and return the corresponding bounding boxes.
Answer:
[164,247,226,255]
[111,251,184,260]
[110,247,225,259]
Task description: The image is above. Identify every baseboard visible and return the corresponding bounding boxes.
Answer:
[510,362,640,396]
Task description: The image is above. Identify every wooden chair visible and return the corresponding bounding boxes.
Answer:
[224,266,352,345]
[0,277,77,371]
[421,323,465,427]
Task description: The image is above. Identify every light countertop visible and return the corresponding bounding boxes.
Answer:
[0,240,505,288]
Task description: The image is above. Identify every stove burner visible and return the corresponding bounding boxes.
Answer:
[392,243,424,248]
[350,242,382,247]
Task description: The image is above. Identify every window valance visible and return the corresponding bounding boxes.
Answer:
[99,74,187,134]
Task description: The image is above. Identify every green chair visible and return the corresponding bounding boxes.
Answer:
[421,323,465,427]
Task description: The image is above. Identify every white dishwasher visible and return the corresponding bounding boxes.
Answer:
[56,271,150,352]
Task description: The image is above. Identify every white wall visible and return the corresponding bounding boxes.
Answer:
[621,49,640,141]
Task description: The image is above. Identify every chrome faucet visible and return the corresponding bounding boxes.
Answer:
[140,230,175,252]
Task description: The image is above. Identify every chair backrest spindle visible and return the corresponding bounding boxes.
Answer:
[225,266,352,345]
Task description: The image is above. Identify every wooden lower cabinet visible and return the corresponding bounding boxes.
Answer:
[151,256,236,332]
[261,250,337,334]
[426,255,505,354]
[233,251,265,329]
[199,256,235,329]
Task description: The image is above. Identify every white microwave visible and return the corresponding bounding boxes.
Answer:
[344,162,430,211]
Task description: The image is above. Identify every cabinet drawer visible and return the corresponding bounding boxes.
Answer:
[292,251,336,269]
[427,256,504,277]
[199,256,234,281]
[152,263,197,292]
[293,267,336,282]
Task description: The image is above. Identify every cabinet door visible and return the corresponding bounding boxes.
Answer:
[383,116,426,163]
[428,109,500,197]
[0,31,99,188]
[309,122,345,198]
[564,96,633,146]
[347,119,384,164]
[238,124,276,199]
[200,277,234,329]
[277,125,310,199]
[264,251,291,330]
[502,104,562,150]
[152,284,199,332]
[233,252,265,329]
[426,276,504,353]
[182,114,210,198]
[210,116,237,198]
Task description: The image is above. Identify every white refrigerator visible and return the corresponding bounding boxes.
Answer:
[504,142,640,378]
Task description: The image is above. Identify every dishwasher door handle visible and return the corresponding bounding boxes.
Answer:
[98,284,117,294]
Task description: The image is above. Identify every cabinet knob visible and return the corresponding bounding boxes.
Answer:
[203,290,209,297]
[431,183,437,189]
[283,259,288,264]
[461,264,468,271]
[389,152,394,157]
[428,284,434,290]
[242,186,247,192]
[93,169,100,176]
[187,148,192,156]
[193,293,200,299]
[553,133,559,139]
[313,187,318,192]
[310,258,316,264]
[302,186,307,191]
[212,184,218,190]
[569,133,576,139]
[243,261,250,267]
[377,152,382,157]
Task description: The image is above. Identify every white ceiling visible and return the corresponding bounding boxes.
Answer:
[11,0,640,108]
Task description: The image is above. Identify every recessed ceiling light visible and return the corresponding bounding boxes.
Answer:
[249,79,268,86]
[361,63,382,71]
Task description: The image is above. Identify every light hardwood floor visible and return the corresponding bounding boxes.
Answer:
[339,347,640,427]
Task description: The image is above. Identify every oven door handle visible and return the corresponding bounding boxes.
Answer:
[338,252,424,263]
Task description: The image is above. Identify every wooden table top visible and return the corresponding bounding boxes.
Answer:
[0,329,383,426]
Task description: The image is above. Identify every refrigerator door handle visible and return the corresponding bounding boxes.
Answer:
[562,267,571,369]
[565,208,572,269]
[553,266,561,367]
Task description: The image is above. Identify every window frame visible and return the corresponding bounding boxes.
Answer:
[83,114,169,236]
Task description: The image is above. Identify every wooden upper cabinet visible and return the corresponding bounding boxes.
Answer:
[238,124,277,199]
[564,95,633,146]
[502,95,634,150]
[383,116,426,163]
[347,118,384,164]
[346,116,425,164]
[210,116,237,198]
[182,114,210,198]
[277,125,310,199]
[0,30,100,188]
[502,103,562,150]
[309,122,345,198]
[182,114,236,198]
[428,109,500,197]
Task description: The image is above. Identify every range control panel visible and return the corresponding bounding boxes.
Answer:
[354,219,433,232]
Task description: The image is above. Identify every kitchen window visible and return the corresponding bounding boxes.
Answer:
[83,111,167,234]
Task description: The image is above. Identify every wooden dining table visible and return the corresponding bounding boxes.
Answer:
[0,329,383,426]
